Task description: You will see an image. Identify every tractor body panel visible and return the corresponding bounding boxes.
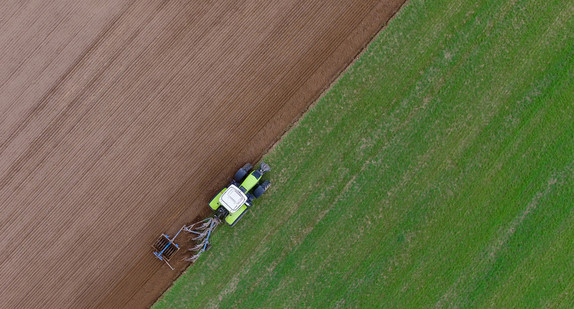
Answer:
[240,171,262,192]
[224,204,248,226]
[209,188,226,210]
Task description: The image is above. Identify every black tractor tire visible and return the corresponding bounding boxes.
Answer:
[234,163,253,182]
[253,180,271,198]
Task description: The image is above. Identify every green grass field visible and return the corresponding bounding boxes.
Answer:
[154,0,574,307]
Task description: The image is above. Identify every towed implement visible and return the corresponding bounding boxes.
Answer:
[153,162,271,268]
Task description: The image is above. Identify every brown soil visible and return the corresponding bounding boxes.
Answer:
[0,0,406,308]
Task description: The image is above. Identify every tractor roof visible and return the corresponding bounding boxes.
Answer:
[219,185,247,213]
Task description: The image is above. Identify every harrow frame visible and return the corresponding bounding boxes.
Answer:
[152,227,184,270]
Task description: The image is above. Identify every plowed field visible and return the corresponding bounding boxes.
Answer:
[0,0,405,308]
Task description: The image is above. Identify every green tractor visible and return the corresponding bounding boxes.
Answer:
[209,162,271,226]
[153,162,271,267]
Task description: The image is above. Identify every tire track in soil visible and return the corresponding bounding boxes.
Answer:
[0,0,407,307]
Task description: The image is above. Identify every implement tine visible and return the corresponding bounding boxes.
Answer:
[189,240,207,252]
[198,220,211,231]
[183,217,215,234]
[185,253,201,263]
[182,218,209,232]
[192,230,208,241]
[182,216,221,262]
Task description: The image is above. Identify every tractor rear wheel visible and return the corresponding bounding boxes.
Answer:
[234,163,253,182]
[253,180,271,198]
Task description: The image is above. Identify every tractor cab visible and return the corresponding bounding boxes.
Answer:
[219,185,247,213]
